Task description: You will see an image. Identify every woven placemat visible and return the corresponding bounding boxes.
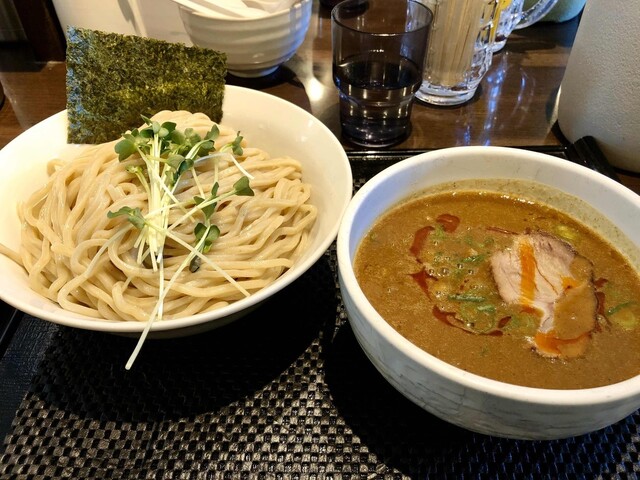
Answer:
[1,150,638,478]
[1,248,639,478]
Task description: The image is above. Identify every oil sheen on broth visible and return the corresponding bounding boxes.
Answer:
[354,190,640,389]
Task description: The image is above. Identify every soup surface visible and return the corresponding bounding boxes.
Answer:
[354,189,640,389]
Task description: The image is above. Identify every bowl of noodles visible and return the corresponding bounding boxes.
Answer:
[0,86,352,348]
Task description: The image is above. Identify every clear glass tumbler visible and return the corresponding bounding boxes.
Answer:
[492,0,559,52]
[332,0,432,147]
[490,0,515,51]
[415,0,498,106]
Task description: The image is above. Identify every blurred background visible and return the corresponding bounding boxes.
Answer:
[0,0,65,61]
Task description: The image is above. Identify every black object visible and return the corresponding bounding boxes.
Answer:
[347,139,621,183]
[319,0,345,8]
[568,136,621,182]
[0,302,20,361]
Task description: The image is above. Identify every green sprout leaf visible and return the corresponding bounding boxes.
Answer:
[194,197,215,220]
[170,129,186,146]
[166,153,186,171]
[139,126,154,139]
[154,120,175,139]
[190,223,221,272]
[115,138,138,161]
[173,157,195,183]
[194,223,220,252]
[228,133,244,156]
[193,182,220,220]
[205,125,220,141]
[233,176,254,197]
[107,206,146,230]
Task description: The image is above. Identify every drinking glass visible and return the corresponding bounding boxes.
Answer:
[331,0,432,147]
[492,0,559,52]
[415,0,498,106]
[490,0,514,51]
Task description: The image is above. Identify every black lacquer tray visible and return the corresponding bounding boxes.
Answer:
[1,140,638,479]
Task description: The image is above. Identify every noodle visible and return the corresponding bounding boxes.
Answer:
[5,110,317,322]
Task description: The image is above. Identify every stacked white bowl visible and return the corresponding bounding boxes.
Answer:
[175,0,312,77]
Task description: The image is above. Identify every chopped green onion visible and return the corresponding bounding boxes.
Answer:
[448,293,485,303]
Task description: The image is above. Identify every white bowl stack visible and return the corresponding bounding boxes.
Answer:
[175,0,312,77]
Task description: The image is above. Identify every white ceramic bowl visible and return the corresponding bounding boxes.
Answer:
[0,85,351,337]
[177,0,312,77]
[337,146,640,440]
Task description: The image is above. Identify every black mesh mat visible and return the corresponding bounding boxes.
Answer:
[1,145,638,478]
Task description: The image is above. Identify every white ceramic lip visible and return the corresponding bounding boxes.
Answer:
[337,146,640,407]
[177,0,311,76]
[182,0,308,21]
[0,85,352,334]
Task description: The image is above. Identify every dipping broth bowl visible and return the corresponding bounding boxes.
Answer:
[336,146,640,440]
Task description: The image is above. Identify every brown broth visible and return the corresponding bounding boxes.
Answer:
[354,190,640,389]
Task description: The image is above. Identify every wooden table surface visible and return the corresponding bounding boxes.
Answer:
[1,4,639,192]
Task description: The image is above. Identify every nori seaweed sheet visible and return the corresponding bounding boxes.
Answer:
[66,27,227,144]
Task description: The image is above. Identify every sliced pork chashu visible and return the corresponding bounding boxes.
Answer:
[490,232,597,358]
